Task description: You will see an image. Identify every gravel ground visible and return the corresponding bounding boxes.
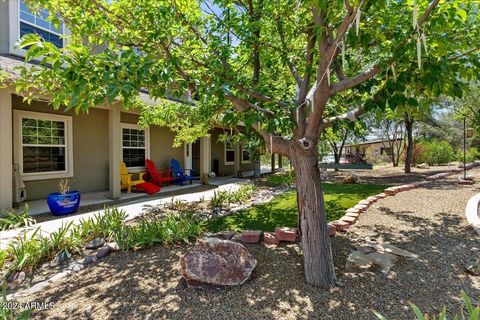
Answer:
[325,164,464,185]
[16,169,480,320]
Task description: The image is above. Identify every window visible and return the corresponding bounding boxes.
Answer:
[121,124,149,169]
[224,141,235,165]
[19,1,64,48]
[241,146,251,164]
[381,147,393,156]
[14,110,73,181]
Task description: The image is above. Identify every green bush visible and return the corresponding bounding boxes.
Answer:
[417,140,456,165]
[266,171,296,187]
[1,208,126,277]
[210,184,257,207]
[458,147,480,163]
[0,206,36,231]
[373,291,479,320]
[112,211,205,250]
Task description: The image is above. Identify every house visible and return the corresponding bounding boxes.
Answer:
[343,138,404,163]
[0,0,256,210]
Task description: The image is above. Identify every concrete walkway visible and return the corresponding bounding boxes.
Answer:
[0,177,250,249]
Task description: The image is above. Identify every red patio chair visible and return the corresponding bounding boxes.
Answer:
[145,159,163,186]
[160,169,174,186]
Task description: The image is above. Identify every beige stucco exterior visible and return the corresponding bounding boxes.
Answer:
[210,128,253,177]
[11,94,110,200]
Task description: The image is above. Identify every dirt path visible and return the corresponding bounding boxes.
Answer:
[16,170,480,320]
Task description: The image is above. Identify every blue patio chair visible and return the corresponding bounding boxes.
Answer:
[170,159,194,185]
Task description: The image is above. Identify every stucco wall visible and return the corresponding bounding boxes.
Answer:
[12,95,109,200]
[120,111,184,170]
[210,128,254,176]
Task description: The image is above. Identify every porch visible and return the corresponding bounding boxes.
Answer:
[19,166,274,217]
[0,86,263,211]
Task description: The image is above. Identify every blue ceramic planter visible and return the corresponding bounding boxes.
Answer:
[47,191,81,216]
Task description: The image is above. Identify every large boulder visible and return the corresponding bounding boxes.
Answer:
[180,238,257,288]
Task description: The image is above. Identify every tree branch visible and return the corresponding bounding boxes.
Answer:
[329,65,382,95]
[322,107,364,129]
[225,95,275,117]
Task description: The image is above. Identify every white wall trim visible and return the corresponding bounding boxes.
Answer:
[13,109,74,181]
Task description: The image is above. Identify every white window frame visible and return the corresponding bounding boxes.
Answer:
[13,110,74,181]
[224,141,235,165]
[121,123,150,172]
[9,0,68,56]
[241,145,251,164]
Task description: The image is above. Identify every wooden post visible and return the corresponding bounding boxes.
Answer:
[109,103,121,199]
[0,89,13,209]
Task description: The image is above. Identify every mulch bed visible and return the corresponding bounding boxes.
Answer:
[14,169,480,319]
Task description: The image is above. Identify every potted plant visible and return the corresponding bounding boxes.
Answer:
[47,179,81,216]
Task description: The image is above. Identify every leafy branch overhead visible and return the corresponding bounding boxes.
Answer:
[11,0,479,151]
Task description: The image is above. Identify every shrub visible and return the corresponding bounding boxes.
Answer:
[401,143,426,165]
[112,211,205,250]
[373,291,479,320]
[458,147,480,163]
[0,206,36,231]
[266,171,296,187]
[210,184,257,207]
[417,140,456,165]
[1,207,127,276]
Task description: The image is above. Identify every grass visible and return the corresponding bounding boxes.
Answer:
[206,183,387,233]
[0,206,36,231]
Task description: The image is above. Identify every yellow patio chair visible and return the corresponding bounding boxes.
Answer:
[120,162,145,193]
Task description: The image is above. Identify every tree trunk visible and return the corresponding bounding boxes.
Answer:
[404,118,414,173]
[290,147,336,288]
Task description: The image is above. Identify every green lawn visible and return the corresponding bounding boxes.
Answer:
[206,183,387,233]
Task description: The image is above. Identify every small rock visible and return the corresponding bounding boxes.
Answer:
[96,246,113,259]
[327,224,336,237]
[466,259,480,276]
[241,230,263,244]
[83,255,98,265]
[28,281,50,295]
[416,163,429,169]
[231,234,243,242]
[68,261,84,272]
[49,270,72,282]
[50,250,71,266]
[9,271,27,284]
[346,250,398,273]
[106,242,120,251]
[215,231,236,240]
[330,220,350,232]
[263,232,280,245]
[86,237,105,250]
[275,227,297,242]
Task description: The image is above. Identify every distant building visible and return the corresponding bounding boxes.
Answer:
[342,138,404,163]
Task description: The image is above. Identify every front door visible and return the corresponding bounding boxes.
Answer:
[192,140,200,176]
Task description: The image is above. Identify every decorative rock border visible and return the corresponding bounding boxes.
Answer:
[465,193,480,236]
[329,163,480,236]
[7,242,118,301]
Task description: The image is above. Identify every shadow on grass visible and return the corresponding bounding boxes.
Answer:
[206,183,387,233]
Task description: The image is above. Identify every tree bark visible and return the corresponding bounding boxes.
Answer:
[290,146,336,288]
[404,116,414,173]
